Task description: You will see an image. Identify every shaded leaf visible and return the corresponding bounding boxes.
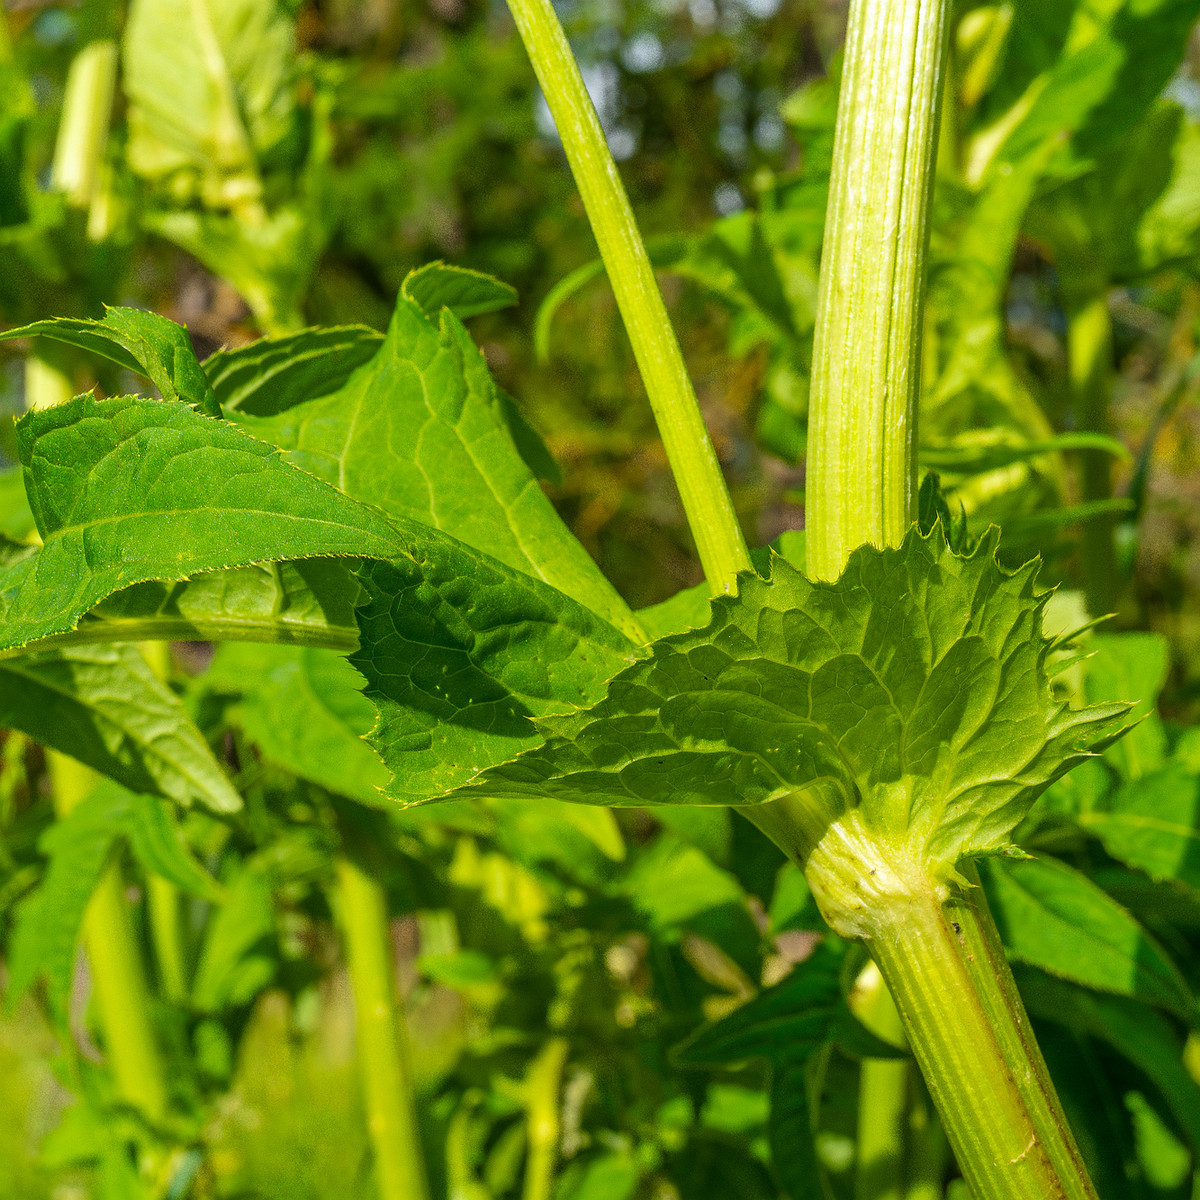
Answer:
[1,394,401,656]
[203,326,384,416]
[191,867,275,1012]
[981,857,1193,1020]
[206,641,387,806]
[446,528,1127,880]
[1019,968,1200,1155]
[1080,765,1200,893]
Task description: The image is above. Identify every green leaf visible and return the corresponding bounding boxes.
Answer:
[446,528,1127,876]
[676,943,843,1067]
[123,0,295,194]
[0,308,219,417]
[191,866,275,1012]
[0,644,241,813]
[8,391,636,808]
[0,467,34,541]
[1079,765,1200,893]
[1019,968,1200,1156]
[206,642,388,806]
[636,532,807,641]
[233,291,639,639]
[123,795,224,903]
[353,551,634,804]
[622,834,747,934]
[677,948,845,1200]
[203,326,384,416]
[401,262,518,321]
[770,1062,823,1200]
[6,783,125,1022]
[70,559,363,655]
[7,780,218,1022]
[1084,634,1168,780]
[1,394,401,656]
[981,857,1193,1020]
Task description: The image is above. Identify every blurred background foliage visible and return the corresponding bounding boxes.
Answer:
[5,0,1200,1198]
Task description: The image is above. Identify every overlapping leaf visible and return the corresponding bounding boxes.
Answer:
[0,393,400,656]
[232,288,640,639]
[5,392,634,805]
[439,527,1127,872]
[0,306,219,416]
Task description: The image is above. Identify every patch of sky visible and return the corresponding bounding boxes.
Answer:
[714,181,745,215]
[622,31,665,74]
[1164,67,1200,122]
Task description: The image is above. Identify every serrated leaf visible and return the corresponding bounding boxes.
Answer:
[0,308,219,417]
[1079,765,1200,893]
[981,857,1193,1020]
[0,644,240,813]
[353,552,634,804]
[73,559,362,654]
[7,392,636,807]
[232,290,639,639]
[206,642,387,806]
[446,528,1127,874]
[0,394,401,656]
[401,262,518,321]
[203,326,384,416]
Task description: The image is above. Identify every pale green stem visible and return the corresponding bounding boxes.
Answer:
[49,752,169,1122]
[146,875,188,1005]
[523,1037,569,1200]
[136,641,190,1005]
[856,968,908,1200]
[805,0,950,581]
[336,856,431,1200]
[504,0,751,594]
[49,38,118,209]
[1067,297,1118,619]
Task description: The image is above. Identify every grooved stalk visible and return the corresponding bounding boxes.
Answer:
[806,0,950,581]
[336,857,430,1200]
[504,0,751,594]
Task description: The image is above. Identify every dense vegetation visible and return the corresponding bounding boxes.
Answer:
[3,1,1200,1199]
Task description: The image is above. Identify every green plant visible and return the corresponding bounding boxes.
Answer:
[4,1,1200,1199]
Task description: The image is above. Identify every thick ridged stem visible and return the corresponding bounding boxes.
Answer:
[805,0,951,581]
[798,818,1098,1200]
[336,857,430,1200]
[504,0,751,594]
